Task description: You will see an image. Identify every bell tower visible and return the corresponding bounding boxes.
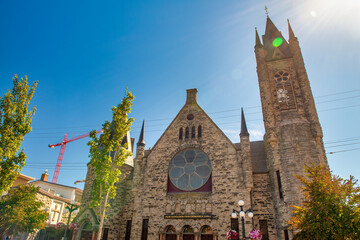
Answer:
[255,17,328,239]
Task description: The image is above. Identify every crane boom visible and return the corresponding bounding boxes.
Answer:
[49,129,103,183]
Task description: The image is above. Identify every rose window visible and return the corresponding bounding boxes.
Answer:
[169,149,211,191]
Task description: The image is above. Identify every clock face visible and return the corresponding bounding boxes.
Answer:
[169,149,211,191]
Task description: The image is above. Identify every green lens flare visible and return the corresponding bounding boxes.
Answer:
[272,37,283,47]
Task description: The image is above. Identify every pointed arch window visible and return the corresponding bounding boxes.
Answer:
[179,128,183,140]
[198,125,202,138]
[191,126,196,138]
[185,127,189,139]
[274,71,296,110]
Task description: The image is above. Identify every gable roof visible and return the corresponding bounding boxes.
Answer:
[150,92,236,152]
[31,180,83,192]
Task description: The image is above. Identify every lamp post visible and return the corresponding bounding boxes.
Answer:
[63,200,79,240]
[231,200,253,240]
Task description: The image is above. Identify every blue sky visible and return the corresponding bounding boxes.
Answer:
[1,0,359,188]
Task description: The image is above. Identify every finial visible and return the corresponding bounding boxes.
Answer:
[265,6,269,17]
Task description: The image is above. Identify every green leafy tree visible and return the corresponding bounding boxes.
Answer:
[288,164,360,240]
[0,184,48,237]
[87,90,134,240]
[0,75,37,193]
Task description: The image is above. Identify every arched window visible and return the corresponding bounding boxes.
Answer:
[182,225,194,240]
[274,70,296,110]
[198,125,202,138]
[185,127,189,139]
[191,126,196,138]
[201,225,213,240]
[179,128,183,140]
[164,225,177,240]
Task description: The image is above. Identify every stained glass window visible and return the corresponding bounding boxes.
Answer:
[169,149,211,191]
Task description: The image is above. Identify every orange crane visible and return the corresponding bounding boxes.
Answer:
[48,129,103,183]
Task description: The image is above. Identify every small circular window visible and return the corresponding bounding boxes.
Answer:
[169,149,211,191]
[187,114,194,120]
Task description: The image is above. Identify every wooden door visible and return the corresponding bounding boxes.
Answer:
[201,235,213,240]
[165,234,177,240]
[183,234,194,240]
[80,230,93,240]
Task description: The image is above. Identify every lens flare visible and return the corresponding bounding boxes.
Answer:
[272,37,283,47]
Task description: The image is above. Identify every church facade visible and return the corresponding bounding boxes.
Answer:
[75,17,328,240]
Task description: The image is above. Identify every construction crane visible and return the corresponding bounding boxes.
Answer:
[48,129,103,183]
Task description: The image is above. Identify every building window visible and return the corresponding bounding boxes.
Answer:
[50,201,63,224]
[198,125,202,138]
[185,127,189,139]
[276,170,284,200]
[230,218,239,234]
[274,71,296,110]
[102,228,109,240]
[125,220,132,240]
[141,219,149,240]
[179,128,183,140]
[259,220,269,240]
[284,230,289,240]
[191,126,196,138]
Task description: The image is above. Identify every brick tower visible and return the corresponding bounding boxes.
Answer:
[255,17,328,239]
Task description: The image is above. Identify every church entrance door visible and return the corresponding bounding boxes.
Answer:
[80,230,92,240]
[165,234,177,240]
[201,235,213,240]
[182,235,194,240]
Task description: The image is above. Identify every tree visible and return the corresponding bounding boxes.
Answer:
[288,164,360,240]
[0,184,48,237]
[87,90,134,240]
[0,75,37,193]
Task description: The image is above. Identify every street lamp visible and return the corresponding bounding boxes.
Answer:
[63,200,79,240]
[231,200,253,240]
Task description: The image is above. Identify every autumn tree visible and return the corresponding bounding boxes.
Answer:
[87,90,134,240]
[0,184,48,237]
[288,164,360,240]
[0,75,37,193]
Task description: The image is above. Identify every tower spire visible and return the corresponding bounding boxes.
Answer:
[240,108,249,137]
[137,120,145,146]
[287,18,296,40]
[255,27,262,47]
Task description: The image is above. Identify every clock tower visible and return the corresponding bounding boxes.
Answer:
[255,17,329,239]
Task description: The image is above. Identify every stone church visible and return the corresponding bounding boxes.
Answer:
[74,17,329,240]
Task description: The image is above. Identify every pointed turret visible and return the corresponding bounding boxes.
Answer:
[240,108,249,137]
[136,120,145,158]
[255,27,262,48]
[264,17,282,40]
[261,17,292,61]
[287,19,296,40]
[137,120,145,146]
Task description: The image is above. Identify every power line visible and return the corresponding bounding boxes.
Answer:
[327,147,360,154]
